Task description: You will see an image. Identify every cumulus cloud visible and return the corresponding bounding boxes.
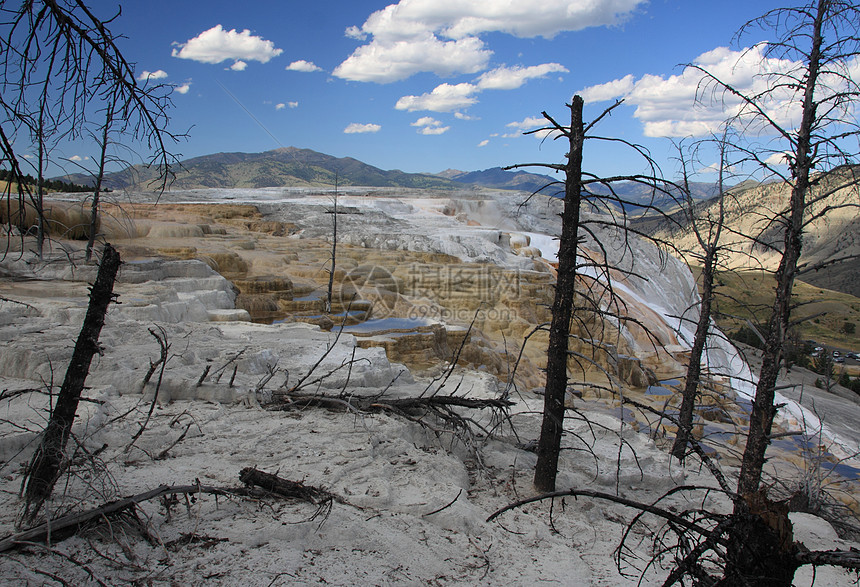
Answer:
[579,74,635,103]
[576,44,858,138]
[138,69,168,82]
[395,61,566,112]
[230,60,248,71]
[334,34,490,83]
[764,151,791,166]
[287,60,323,72]
[345,26,366,41]
[396,83,479,112]
[476,63,568,90]
[335,0,643,83]
[172,25,282,70]
[454,112,479,120]
[275,103,286,110]
[344,122,381,134]
[68,155,89,162]
[411,116,450,135]
[477,139,489,147]
[506,115,559,139]
[174,82,192,94]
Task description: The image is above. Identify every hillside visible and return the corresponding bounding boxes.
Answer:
[640,167,860,298]
[59,147,461,191]
[443,167,560,195]
[55,147,728,203]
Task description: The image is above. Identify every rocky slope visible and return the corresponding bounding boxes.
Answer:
[644,166,860,297]
[1,188,859,585]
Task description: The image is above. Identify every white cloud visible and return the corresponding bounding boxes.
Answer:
[288,101,299,108]
[411,116,450,135]
[68,155,89,162]
[230,60,248,71]
[579,74,635,103]
[138,69,168,82]
[506,116,549,132]
[506,115,559,139]
[477,139,489,147]
[396,83,479,112]
[172,25,282,70]
[334,33,490,83]
[577,44,857,139]
[357,0,645,42]
[454,112,479,120]
[476,63,568,90]
[764,151,790,166]
[345,26,366,41]
[411,116,439,127]
[395,62,566,113]
[174,82,192,94]
[335,0,644,83]
[275,103,286,110]
[287,60,323,73]
[419,125,450,135]
[344,122,382,134]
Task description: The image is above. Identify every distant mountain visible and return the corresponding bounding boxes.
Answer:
[443,167,561,195]
[56,147,723,208]
[444,167,723,208]
[58,147,460,191]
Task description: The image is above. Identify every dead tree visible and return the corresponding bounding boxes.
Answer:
[670,133,733,461]
[0,1,183,250]
[21,244,121,525]
[529,96,586,493]
[506,97,678,492]
[86,99,116,263]
[672,1,860,583]
[325,172,339,313]
[692,1,860,506]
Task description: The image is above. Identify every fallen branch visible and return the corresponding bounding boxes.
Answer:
[272,391,513,414]
[487,487,723,543]
[1,470,336,553]
[239,467,333,505]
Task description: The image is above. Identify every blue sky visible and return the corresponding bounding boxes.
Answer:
[54,1,812,180]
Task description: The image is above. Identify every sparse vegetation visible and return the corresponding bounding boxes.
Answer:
[699,266,860,352]
[0,169,92,193]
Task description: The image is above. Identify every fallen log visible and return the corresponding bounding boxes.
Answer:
[239,467,333,505]
[269,391,514,414]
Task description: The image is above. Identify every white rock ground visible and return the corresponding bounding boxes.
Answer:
[0,188,857,585]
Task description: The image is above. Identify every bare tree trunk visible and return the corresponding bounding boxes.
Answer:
[21,244,121,524]
[326,173,338,314]
[35,115,46,260]
[86,101,113,263]
[534,96,584,492]
[723,3,825,584]
[671,140,726,461]
[734,0,822,500]
[671,252,716,460]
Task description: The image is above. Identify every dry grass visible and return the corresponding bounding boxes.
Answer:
[691,265,860,351]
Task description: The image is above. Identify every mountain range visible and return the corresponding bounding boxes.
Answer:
[58,146,720,206]
[54,145,857,299]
